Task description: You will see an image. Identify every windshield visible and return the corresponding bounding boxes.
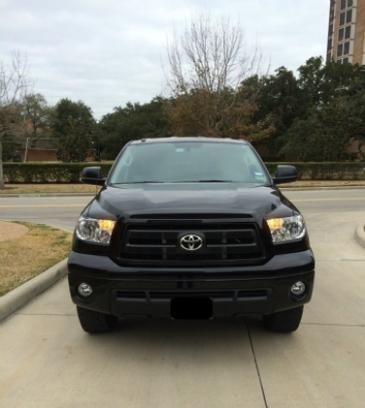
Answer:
[108,141,270,186]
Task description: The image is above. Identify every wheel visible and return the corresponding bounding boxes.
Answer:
[76,306,118,334]
[263,306,304,333]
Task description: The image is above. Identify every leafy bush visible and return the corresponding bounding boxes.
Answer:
[3,161,365,183]
[3,162,113,183]
[266,162,365,180]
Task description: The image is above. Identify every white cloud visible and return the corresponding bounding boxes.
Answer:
[0,0,329,118]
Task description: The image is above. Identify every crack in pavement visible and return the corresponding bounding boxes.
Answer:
[247,324,269,408]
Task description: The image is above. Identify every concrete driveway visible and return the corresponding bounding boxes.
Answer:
[0,189,365,408]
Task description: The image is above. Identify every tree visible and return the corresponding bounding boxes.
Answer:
[279,60,365,161]
[280,105,350,161]
[298,56,359,106]
[167,15,259,94]
[256,68,304,134]
[98,97,170,159]
[51,99,95,162]
[344,71,365,159]
[21,93,52,143]
[0,106,24,162]
[166,87,272,140]
[240,67,304,157]
[280,93,365,161]
[165,15,268,139]
[0,53,29,188]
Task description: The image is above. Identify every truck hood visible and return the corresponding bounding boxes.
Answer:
[85,183,297,221]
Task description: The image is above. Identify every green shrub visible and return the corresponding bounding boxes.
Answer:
[3,162,113,183]
[3,161,365,183]
[266,162,365,180]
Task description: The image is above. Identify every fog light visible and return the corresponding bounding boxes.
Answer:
[291,281,306,297]
[78,283,93,297]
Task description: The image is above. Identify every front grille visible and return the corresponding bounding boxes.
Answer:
[116,290,269,300]
[118,215,265,266]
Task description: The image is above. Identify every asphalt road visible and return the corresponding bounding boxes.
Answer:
[0,188,365,407]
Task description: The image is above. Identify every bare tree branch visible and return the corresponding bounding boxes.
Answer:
[167,15,260,95]
[0,52,30,188]
[165,16,271,141]
[0,52,29,107]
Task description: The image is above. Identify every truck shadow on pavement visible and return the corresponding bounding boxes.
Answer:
[83,316,291,352]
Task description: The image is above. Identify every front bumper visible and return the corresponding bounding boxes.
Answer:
[68,250,315,318]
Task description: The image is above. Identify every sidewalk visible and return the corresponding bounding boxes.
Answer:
[1,181,365,197]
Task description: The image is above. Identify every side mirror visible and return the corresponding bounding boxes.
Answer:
[273,165,298,184]
[80,166,105,186]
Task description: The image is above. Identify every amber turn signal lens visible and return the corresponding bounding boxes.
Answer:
[266,218,284,230]
[98,219,116,231]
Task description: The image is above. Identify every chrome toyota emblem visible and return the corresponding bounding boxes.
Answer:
[179,233,204,251]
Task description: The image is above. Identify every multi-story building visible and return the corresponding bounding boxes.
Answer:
[327,0,365,64]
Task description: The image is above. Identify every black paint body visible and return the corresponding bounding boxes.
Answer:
[68,138,315,319]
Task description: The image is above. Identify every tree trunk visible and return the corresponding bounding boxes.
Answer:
[0,139,4,189]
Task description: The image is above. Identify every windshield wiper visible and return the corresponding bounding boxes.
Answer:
[193,179,235,183]
[111,180,236,185]
[111,181,168,185]
[160,180,236,183]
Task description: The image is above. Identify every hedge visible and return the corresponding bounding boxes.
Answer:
[3,162,113,183]
[2,161,365,183]
[266,162,365,181]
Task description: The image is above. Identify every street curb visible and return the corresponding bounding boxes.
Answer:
[282,186,365,191]
[0,193,94,198]
[355,224,365,249]
[0,258,68,322]
[1,187,365,197]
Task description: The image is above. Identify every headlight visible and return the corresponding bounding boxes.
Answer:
[266,215,305,244]
[75,217,116,245]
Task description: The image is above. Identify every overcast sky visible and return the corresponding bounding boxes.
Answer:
[0,0,329,118]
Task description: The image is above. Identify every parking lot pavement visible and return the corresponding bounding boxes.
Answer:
[0,189,365,407]
[250,253,365,408]
[248,206,365,408]
[250,324,365,408]
[1,280,265,408]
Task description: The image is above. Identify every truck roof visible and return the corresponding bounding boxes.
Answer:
[129,136,248,145]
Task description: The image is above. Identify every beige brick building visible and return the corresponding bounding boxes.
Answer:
[327,0,365,64]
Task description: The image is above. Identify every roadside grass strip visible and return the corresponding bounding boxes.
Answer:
[0,222,71,296]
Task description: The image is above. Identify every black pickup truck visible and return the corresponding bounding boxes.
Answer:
[68,137,315,334]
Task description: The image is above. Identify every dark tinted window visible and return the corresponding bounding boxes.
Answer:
[345,25,351,39]
[339,28,344,41]
[346,9,352,23]
[109,142,269,186]
[344,42,350,55]
[338,44,343,57]
[340,12,345,25]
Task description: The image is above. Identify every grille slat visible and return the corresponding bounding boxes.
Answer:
[119,216,265,266]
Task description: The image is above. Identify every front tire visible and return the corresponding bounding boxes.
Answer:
[77,306,118,334]
[263,306,304,333]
